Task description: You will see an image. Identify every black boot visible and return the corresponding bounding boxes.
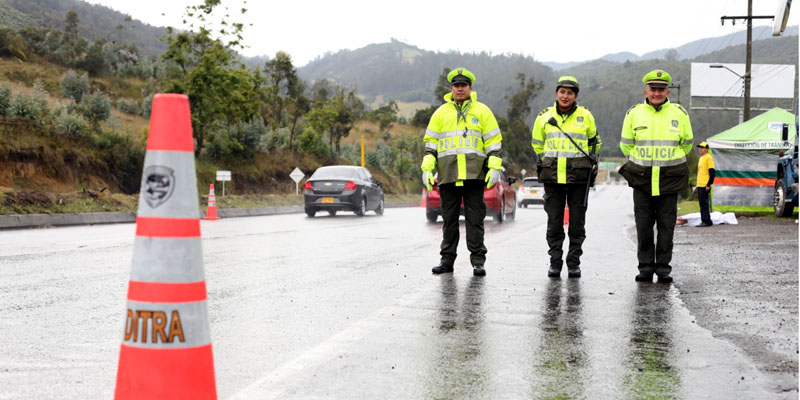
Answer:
[432,263,454,274]
[567,265,581,278]
[657,274,673,284]
[472,264,486,276]
[547,264,562,278]
[635,263,654,282]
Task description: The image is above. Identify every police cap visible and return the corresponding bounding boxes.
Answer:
[643,69,671,88]
[556,76,579,93]
[697,141,709,148]
[448,68,475,85]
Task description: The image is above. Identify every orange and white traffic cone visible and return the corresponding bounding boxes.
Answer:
[115,94,217,400]
[421,189,427,208]
[202,184,220,220]
[563,204,569,226]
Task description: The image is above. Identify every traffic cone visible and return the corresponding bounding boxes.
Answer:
[563,204,569,226]
[421,189,427,208]
[115,94,217,399]
[202,184,220,220]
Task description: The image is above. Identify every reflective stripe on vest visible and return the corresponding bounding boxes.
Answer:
[543,131,590,159]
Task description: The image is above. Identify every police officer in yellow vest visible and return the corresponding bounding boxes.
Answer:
[619,69,693,284]
[532,76,601,278]
[421,68,503,277]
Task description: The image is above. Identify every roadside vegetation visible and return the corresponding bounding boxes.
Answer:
[0,4,433,214]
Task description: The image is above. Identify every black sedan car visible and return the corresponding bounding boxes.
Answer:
[303,165,385,217]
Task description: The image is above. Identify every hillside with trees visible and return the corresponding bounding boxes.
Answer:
[0,0,167,57]
[0,0,797,215]
[0,2,423,215]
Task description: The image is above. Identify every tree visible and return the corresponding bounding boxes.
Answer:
[328,87,364,153]
[60,70,90,102]
[497,73,543,171]
[307,86,363,153]
[79,39,109,76]
[261,51,308,149]
[62,10,86,65]
[161,1,257,156]
[433,67,452,103]
[370,100,398,132]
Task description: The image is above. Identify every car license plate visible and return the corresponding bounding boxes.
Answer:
[530,189,538,194]
[321,197,334,203]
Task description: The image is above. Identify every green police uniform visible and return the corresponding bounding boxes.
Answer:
[421,68,503,275]
[619,69,693,282]
[531,76,601,276]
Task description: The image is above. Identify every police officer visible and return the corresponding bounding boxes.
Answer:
[619,69,693,283]
[421,68,503,277]
[531,76,601,278]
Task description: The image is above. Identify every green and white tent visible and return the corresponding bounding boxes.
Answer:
[706,108,796,210]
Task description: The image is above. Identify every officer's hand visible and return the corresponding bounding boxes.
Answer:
[705,186,711,192]
[421,171,434,191]
[536,161,543,176]
[485,169,501,189]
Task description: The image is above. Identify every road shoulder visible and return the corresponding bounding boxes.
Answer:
[672,217,799,397]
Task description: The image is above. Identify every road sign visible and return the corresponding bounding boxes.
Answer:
[290,167,305,195]
[289,167,304,183]
[216,170,231,196]
[520,168,527,178]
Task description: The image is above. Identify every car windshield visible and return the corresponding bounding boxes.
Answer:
[311,166,360,180]
[522,179,543,187]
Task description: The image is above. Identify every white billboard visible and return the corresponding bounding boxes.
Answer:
[690,63,796,98]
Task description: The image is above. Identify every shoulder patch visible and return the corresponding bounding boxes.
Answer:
[538,107,552,117]
[625,104,638,115]
[673,103,689,115]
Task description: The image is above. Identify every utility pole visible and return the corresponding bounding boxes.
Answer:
[721,0,774,122]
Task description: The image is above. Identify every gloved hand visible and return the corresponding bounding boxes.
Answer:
[420,154,436,191]
[485,169,501,189]
[485,155,503,189]
[421,171,434,191]
[536,160,543,177]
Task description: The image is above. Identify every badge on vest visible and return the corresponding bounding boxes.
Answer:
[471,117,479,125]
[672,120,678,127]
[577,116,584,123]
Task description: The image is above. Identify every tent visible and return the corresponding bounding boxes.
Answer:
[706,108,796,210]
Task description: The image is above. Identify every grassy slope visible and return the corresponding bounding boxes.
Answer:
[0,53,427,215]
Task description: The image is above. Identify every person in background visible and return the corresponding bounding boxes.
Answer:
[696,141,715,227]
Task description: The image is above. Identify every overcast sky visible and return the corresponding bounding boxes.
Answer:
[83,0,797,67]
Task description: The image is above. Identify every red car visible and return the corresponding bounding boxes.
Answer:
[425,173,517,223]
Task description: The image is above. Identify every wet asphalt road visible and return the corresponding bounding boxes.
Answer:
[0,184,794,399]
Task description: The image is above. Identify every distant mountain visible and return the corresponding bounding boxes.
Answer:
[642,25,798,61]
[298,39,554,116]
[544,26,799,70]
[601,52,640,63]
[0,0,167,57]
